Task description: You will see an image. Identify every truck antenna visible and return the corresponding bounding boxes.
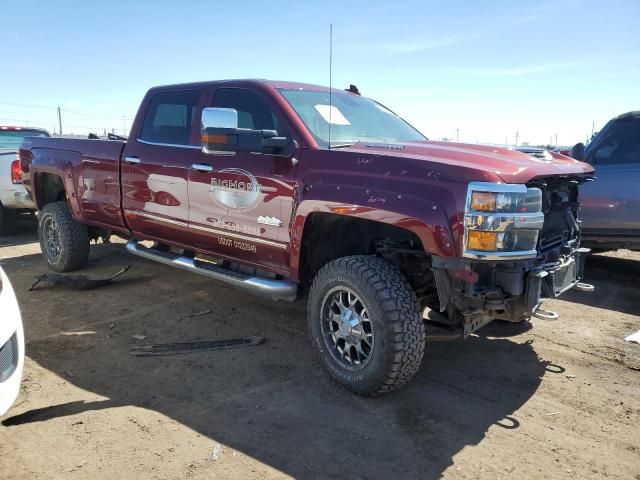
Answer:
[328,23,333,150]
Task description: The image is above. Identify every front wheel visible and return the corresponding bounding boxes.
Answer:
[38,201,89,272]
[308,256,426,396]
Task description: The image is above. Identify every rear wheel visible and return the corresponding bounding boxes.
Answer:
[308,255,425,396]
[38,201,89,272]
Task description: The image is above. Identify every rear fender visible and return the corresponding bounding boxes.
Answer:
[31,148,82,219]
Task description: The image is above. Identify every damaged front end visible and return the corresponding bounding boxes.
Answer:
[431,177,593,337]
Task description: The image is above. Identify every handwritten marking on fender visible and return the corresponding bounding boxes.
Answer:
[367,196,387,205]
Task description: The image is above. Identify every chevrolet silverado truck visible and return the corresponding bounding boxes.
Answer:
[20,80,594,395]
[0,126,49,234]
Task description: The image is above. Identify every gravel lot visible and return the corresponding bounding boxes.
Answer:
[1,222,639,479]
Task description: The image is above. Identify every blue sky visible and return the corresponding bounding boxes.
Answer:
[2,0,638,146]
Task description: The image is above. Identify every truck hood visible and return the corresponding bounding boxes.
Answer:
[343,140,594,184]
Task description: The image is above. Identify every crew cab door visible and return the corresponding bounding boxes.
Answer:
[188,87,299,274]
[121,88,204,245]
[580,117,640,239]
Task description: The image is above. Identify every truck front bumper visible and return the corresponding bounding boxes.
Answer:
[431,247,591,337]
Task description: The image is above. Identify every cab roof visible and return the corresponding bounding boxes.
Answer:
[148,79,344,94]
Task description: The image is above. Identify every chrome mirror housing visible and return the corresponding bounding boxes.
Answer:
[201,107,238,130]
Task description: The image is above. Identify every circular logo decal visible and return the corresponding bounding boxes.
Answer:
[210,168,261,209]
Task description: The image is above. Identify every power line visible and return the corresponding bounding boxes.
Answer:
[0,115,116,130]
[0,101,56,111]
[0,102,133,121]
[0,115,53,127]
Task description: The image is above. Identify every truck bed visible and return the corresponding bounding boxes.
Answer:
[22,136,127,231]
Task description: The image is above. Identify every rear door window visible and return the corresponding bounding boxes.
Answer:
[139,89,202,146]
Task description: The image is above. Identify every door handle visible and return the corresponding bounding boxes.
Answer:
[191,163,214,173]
[125,156,141,164]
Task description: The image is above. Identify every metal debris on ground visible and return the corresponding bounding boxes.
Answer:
[180,309,212,318]
[624,329,640,344]
[210,444,222,461]
[29,266,132,291]
[130,336,265,356]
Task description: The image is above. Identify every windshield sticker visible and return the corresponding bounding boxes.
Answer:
[314,105,351,125]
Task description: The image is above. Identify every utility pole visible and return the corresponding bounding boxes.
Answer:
[122,116,127,136]
[455,127,460,142]
[57,107,62,135]
[554,133,558,147]
[514,129,520,146]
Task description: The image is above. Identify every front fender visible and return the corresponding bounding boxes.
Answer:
[290,183,457,280]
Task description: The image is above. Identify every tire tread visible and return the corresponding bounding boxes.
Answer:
[308,255,426,396]
[38,201,89,272]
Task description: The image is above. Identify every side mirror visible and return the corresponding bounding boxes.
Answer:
[201,107,294,156]
[570,142,585,161]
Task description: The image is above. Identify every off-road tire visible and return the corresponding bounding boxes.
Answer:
[38,201,89,272]
[0,203,17,236]
[308,255,426,396]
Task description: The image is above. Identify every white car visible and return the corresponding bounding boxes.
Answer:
[0,266,24,415]
[0,126,50,235]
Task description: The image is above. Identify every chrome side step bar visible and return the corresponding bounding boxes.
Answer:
[126,240,298,301]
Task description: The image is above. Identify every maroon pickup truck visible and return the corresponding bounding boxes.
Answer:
[19,80,594,395]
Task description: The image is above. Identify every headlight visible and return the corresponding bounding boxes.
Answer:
[469,188,541,213]
[464,182,544,259]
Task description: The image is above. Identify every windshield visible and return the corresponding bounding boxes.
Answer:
[278,88,426,148]
[0,129,50,149]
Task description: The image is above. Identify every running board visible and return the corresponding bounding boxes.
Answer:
[126,240,298,301]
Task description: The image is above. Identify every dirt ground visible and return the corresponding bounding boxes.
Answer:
[1,220,638,480]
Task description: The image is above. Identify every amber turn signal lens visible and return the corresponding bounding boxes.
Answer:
[201,133,228,144]
[470,191,496,212]
[467,231,497,251]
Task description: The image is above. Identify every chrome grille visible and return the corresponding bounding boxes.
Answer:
[0,333,18,383]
